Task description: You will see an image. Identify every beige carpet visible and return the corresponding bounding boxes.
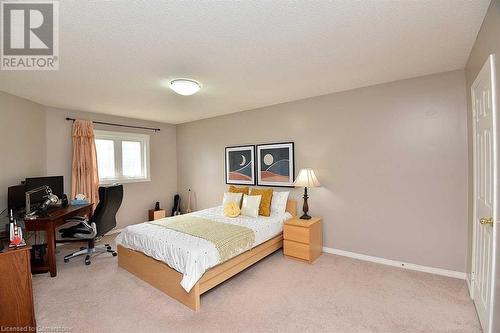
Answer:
[33,235,481,333]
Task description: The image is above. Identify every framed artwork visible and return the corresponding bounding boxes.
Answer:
[256,142,295,187]
[225,145,255,185]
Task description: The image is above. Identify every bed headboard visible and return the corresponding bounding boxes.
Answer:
[286,199,297,216]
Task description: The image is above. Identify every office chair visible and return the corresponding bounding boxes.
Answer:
[59,184,123,265]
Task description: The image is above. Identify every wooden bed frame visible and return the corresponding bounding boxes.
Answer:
[117,199,297,311]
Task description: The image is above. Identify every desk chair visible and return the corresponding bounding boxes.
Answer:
[60,184,123,265]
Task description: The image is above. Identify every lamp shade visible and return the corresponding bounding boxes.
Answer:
[169,79,201,96]
[293,168,320,188]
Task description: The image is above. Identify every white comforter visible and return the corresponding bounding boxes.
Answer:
[116,206,291,292]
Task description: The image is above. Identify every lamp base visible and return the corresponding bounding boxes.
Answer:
[300,187,312,220]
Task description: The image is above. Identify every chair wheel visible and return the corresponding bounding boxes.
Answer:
[105,244,110,247]
[85,260,91,265]
[64,258,69,263]
[112,252,117,257]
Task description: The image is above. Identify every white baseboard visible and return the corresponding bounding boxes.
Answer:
[466,274,473,299]
[323,246,466,280]
[105,228,124,236]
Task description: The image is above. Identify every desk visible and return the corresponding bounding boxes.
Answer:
[24,204,93,277]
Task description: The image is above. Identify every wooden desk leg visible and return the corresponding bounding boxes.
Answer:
[85,205,93,219]
[46,224,57,277]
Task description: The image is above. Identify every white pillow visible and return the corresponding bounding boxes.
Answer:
[241,194,262,217]
[222,192,243,206]
[271,191,290,215]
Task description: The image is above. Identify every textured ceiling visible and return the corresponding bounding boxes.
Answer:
[0,0,490,124]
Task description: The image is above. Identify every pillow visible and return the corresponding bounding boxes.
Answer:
[228,185,249,195]
[223,202,241,218]
[250,188,273,216]
[240,194,262,218]
[271,191,290,215]
[222,192,243,207]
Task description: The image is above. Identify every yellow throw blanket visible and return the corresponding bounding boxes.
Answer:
[149,215,255,263]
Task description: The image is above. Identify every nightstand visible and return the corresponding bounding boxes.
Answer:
[148,209,166,221]
[283,217,322,263]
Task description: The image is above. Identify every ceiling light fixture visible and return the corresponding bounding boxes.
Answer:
[169,78,201,96]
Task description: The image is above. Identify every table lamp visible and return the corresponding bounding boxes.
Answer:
[293,168,321,220]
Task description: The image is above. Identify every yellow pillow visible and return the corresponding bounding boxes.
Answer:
[223,202,241,218]
[250,188,273,216]
[228,185,249,195]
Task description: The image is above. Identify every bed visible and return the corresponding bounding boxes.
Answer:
[116,199,296,310]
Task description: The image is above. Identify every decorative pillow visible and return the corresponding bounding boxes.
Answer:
[271,191,290,215]
[223,202,241,218]
[250,188,273,216]
[240,194,262,218]
[228,185,250,195]
[222,192,243,207]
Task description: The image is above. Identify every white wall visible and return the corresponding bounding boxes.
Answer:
[177,70,468,273]
[0,91,177,233]
[0,92,46,220]
[0,68,470,274]
[45,107,178,229]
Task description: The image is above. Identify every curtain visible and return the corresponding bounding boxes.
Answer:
[71,120,99,208]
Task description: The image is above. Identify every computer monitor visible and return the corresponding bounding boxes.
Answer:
[25,176,64,206]
[8,184,26,212]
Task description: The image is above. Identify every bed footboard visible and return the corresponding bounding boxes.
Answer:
[117,244,201,310]
[117,234,283,311]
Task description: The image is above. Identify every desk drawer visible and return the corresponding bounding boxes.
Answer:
[284,240,310,261]
[284,225,310,244]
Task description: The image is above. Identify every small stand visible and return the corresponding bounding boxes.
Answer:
[149,209,166,221]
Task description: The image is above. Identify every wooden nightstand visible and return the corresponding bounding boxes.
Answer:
[148,209,166,221]
[283,217,322,263]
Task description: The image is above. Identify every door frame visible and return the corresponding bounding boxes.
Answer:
[471,53,497,332]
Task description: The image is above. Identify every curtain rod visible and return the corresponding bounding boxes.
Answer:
[65,117,160,132]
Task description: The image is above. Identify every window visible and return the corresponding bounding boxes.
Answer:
[94,130,150,184]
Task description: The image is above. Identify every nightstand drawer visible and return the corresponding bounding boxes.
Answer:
[284,240,310,261]
[284,225,310,244]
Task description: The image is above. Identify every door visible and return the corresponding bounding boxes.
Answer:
[472,54,497,333]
